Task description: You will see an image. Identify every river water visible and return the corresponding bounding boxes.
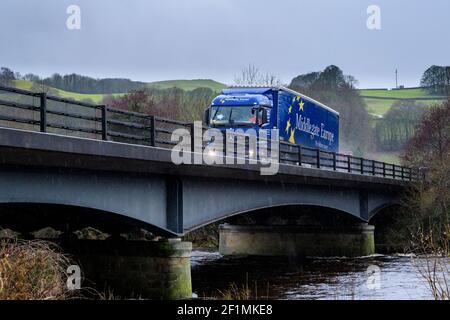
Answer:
[191,250,438,300]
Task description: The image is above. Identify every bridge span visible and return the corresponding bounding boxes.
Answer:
[0,126,409,236]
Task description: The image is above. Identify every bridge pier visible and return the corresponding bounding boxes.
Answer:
[219,223,375,257]
[68,238,192,299]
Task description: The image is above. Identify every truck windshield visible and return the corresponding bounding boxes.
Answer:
[210,106,256,127]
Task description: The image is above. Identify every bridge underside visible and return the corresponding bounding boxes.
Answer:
[0,164,400,237]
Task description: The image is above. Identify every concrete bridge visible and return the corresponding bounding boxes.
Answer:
[0,85,416,299]
[0,126,408,235]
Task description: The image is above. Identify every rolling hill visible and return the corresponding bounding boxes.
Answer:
[12,80,122,104]
[10,78,447,117]
[11,79,227,104]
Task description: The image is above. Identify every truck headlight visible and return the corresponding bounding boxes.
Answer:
[208,150,217,157]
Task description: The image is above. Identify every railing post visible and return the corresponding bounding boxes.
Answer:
[101,105,108,140]
[298,145,302,166]
[39,92,47,132]
[316,149,320,168]
[333,153,336,171]
[190,123,195,152]
[372,161,375,176]
[223,129,227,157]
[383,162,386,177]
[150,116,156,147]
[360,158,364,175]
[278,142,281,165]
[409,168,412,181]
[347,155,351,173]
[393,165,396,179]
[401,166,404,180]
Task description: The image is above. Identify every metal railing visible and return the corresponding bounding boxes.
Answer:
[0,85,419,181]
[279,142,418,181]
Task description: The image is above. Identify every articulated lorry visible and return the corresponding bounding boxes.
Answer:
[204,87,339,152]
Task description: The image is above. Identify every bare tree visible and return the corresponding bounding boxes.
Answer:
[261,73,282,86]
[234,64,282,86]
[403,98,450,167]
[344,75,359,89]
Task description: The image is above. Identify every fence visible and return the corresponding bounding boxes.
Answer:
[0,85,419,181]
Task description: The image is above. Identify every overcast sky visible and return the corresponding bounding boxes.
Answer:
[1,0,449,88]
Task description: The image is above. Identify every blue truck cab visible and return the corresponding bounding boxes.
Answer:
[204,87,339,152]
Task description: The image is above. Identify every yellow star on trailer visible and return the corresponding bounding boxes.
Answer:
[299,100,304,112]
[289,128,296,144]
[285,118,291,133]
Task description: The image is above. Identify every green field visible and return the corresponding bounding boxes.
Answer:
[11,79,227,104]
[359,87,446,99]
[146,79,226,91]
[359,88,447,117]
[12,80,122,104]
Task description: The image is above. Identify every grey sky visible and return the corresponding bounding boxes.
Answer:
[1,0,449,88]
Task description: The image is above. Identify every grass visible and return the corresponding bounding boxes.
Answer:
[216,283,252,300]
[364,98,398,117]
[205,274,270,300]
[359,88,447,117]
[359,87,446,99]
[0,239,73,300]
[365,98,443,117]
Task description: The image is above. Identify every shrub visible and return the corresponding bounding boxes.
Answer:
[0,239,73,300]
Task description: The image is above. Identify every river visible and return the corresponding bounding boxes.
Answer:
[191,250,439,300]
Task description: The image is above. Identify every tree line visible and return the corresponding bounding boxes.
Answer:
[374,101,426,151]
[0,67,16,86]
[0,66,147,94]
[289,65,371,155]
[421,65,450,95]
[29,73,147,94]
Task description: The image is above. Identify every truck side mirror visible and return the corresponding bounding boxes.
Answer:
[261,109,268,125]
[203,108,210,125]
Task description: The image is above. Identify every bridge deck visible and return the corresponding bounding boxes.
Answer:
[0,127,409,190]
